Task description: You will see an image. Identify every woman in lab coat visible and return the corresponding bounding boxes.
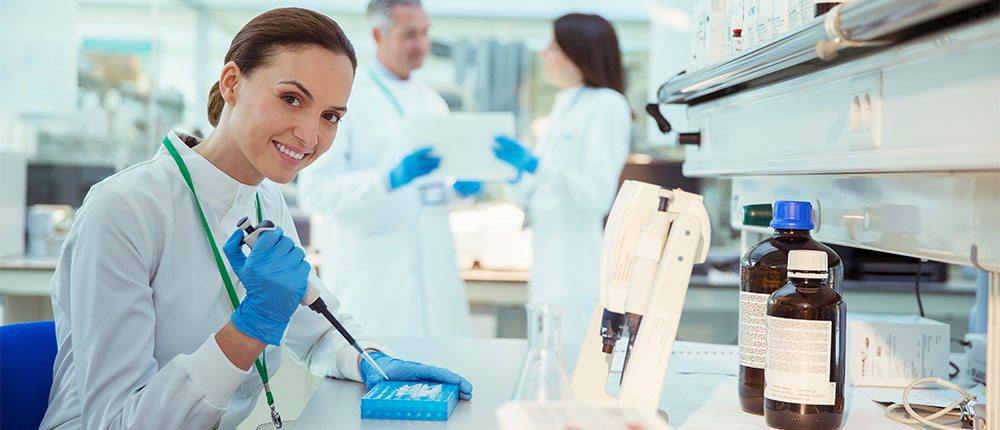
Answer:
[40,8,470,430]
[495,13,632,342]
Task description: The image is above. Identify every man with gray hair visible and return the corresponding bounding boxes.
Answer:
[299,0,476,339]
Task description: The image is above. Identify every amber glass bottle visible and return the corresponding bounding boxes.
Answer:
[764,250,846,430]
[737,201,842,415]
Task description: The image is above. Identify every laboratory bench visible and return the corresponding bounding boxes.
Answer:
[290,337,961,429]
[0,255,57,324]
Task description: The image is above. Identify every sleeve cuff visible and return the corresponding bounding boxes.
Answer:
[336,337,390,382]
[383,170,395,192]
[178,334,253,409]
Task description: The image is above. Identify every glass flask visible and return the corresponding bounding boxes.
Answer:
[511,303,574,401]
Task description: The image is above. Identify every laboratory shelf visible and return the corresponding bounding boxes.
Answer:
[657,0,996,105]
[650,0,999,425]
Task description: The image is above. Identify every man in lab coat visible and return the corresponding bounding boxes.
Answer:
[298,0,472,338]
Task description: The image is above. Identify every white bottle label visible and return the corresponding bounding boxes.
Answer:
[738,291,770,368]
[764,316,836,405]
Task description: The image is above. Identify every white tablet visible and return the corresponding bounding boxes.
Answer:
[404,112,519,181]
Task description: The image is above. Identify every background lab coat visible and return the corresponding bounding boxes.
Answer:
[41,131,386,430]
[298,62,472,338]
[510,85,631,342]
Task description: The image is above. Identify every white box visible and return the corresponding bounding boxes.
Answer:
[965,332,987,385]
[848,313,950,388]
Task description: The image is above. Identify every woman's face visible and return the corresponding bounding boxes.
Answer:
[541,36,583,89]
[224,45,354,184]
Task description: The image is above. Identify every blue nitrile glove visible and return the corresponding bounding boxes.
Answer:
[493,136,538,174]
[453,181,482,197]
[224,227,310,345]
[360,351,474,400]
[389,147,441,189]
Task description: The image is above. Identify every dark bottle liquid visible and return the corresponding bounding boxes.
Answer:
[738,201,843,415]
[765,250,846,430]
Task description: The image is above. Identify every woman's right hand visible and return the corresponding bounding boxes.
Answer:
[223,227,310,345]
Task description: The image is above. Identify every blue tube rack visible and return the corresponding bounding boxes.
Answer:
[360,381,459,421]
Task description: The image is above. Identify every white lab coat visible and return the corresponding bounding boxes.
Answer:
[40,131,386,430]
[297,61,471,338]
[510,85,631,342]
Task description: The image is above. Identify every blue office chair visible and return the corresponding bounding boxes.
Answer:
[1,321,57,430]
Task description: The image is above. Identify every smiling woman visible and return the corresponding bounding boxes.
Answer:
[38,7,470,430]
[198,44,355,184]
[200,8,357,185]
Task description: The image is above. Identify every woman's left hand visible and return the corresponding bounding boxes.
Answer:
[493,136,538,174]
[360,351,474,400]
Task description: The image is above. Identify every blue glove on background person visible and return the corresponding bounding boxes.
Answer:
[493,136,538,174]
[224,227,310,345]
[452,180,482,198]
[360,351,474,400]
[389,147,441,189]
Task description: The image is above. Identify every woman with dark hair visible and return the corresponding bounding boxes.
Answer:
[494,13,632,341]
[41,8,469,429]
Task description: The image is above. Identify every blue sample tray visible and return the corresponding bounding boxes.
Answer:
[360,381,459,421]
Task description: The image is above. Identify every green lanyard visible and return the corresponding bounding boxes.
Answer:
[161,135,283,427]
[368,65,405,116]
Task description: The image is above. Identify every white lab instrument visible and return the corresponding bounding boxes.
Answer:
[404,112,518,181]
[572,180,711,418]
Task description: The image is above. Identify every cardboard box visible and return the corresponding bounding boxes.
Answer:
[965,332,987,385]
[848,313,949,388]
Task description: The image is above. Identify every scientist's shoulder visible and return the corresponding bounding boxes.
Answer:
[78,152,179,214]
[585,87,630,111]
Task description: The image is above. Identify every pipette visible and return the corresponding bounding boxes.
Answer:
[236,216,389,381]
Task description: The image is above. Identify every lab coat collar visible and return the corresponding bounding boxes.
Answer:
[371,58,406,82]
[552,84,586,116]
[159,130,260,212]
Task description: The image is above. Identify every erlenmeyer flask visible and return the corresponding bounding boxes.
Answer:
[511,303,574,401]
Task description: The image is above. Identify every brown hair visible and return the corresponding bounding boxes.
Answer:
[207,8,357,127]
[553,13,626,96]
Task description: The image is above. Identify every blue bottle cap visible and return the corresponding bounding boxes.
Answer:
[770,201,814,230]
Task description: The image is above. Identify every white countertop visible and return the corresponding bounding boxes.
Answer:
[293,338,924,429]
